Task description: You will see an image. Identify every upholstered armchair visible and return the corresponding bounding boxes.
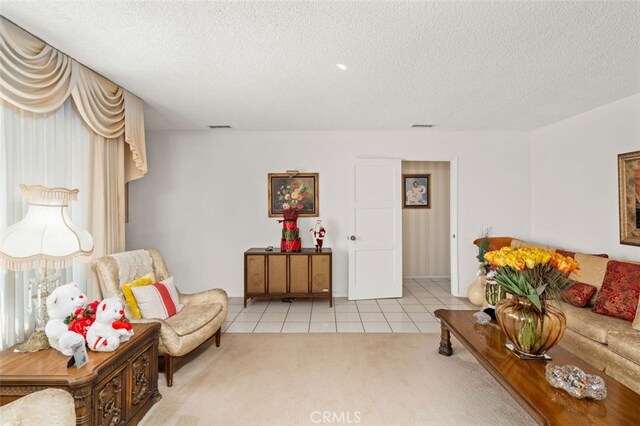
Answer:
[0,388,76,425]
[93,249,228,387]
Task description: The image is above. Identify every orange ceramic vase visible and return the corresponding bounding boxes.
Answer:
[496,296,566,357]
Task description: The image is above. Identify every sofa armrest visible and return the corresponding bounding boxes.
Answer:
[179,288,228,307]
[130,317,166,325]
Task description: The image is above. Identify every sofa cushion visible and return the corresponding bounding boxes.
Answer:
[131,277,183,320]
[165,302,223,336]
[560,282,597,307]
[569,253,610,304]
[510,239,558,252]
[634,297,640,331]
[608,332,640,366]
[592,260,640,322]
[560,301,633,344]
[121,273,155,318]
[556,249,608,259]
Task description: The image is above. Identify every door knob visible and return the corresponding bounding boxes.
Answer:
[349,235,356,241]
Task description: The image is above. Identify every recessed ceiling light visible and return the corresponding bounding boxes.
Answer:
[411,124,436,128]
[335,63,348,71]
[208,125,232,129]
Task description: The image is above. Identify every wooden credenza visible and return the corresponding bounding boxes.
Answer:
[244,248,332,307]
[0,323,161,425]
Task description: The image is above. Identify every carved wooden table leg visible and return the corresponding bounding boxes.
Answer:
[438,323,453,356]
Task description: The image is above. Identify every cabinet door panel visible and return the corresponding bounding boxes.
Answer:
[289,255,309,293]
[311,255,331,293]
[268,256,287,293]
[246,255,266,294]
[94,367,125,426]
[128,346,153,418]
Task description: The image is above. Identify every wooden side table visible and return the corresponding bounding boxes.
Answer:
[0,323,161,425]
[244,248,333,307]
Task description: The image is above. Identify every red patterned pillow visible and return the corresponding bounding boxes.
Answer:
[560,282,597,307]
[592,261,640,321]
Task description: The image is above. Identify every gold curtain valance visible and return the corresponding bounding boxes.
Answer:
[0,18,146,182]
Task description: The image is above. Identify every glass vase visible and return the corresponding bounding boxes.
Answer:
[496,296,566,357]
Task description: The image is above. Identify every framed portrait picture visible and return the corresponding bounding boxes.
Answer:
[618,151,640,246]
[403,174,431,209]
[268,173,319,217]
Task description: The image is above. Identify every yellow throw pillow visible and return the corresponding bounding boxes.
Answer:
[121,273,155,318]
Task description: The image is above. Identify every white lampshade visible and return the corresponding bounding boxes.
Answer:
[0,185,94,271]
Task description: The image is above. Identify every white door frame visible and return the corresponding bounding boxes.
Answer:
[400,156,459,297]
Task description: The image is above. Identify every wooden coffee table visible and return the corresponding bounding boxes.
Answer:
[434,309,640,426]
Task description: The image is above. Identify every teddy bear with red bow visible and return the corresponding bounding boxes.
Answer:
[86,298,134,352]
[45,283,100,356]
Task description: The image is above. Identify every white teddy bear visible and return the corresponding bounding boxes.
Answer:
[86,298,134,352]
[44,283,87,356]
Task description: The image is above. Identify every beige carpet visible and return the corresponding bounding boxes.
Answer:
[141,333,536,426]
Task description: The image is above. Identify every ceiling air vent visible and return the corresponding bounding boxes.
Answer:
[208,125,232,129]
[411,124,436,128]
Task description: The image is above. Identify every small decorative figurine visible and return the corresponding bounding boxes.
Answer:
[310,220,326,252]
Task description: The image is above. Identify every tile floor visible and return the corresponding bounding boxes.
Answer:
[222,278,477,334]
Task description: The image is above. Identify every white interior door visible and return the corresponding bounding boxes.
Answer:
[348,159,402,300]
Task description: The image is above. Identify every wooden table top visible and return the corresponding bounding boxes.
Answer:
[245,248,332,254]
[0,323,159,387]
[434,309,640,426]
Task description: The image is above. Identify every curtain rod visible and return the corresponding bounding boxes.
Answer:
[1,15,144,101]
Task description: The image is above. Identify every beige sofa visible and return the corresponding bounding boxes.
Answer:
[94,249,228,387]
[476,237,640,394]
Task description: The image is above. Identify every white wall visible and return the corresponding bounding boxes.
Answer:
[126,131,532,297]
[402,161,450,277]
[531,94,640,261]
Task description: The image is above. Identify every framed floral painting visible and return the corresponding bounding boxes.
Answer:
[268,173,319,217]
[403,174,431,208]
[618,151,640,246]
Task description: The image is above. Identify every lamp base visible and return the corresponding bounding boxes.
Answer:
[14,330,50,352]
[13,271,60,353]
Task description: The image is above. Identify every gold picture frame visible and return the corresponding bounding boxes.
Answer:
[618,150,640,246]
[268,172,319,217]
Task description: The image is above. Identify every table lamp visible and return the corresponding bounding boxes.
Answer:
[0,184,94,352]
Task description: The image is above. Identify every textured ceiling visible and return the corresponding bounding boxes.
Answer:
[2,1,639,131]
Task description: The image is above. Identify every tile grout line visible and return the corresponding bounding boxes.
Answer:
[228,277,465,334]
[251,301,267,333]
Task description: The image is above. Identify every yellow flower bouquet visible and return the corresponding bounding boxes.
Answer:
[484,247,579,312]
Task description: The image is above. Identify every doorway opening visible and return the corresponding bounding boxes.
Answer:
[401,160,456,299]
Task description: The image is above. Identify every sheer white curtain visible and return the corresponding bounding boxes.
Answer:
[0,98,90,350]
